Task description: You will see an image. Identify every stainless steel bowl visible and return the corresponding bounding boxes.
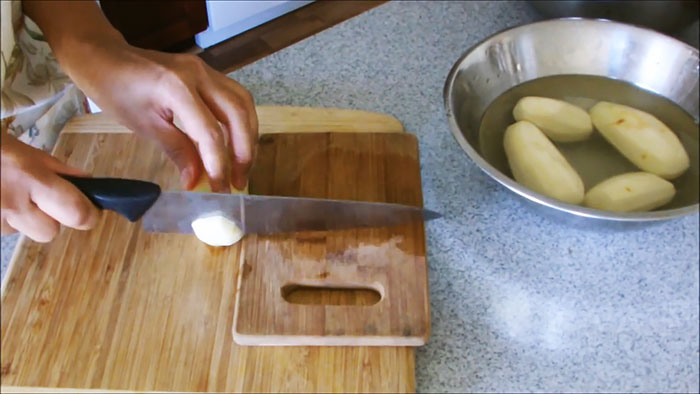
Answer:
[528,1,699,34]
[444,18,699,222]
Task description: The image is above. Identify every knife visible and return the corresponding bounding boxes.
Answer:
[62,176,440,235]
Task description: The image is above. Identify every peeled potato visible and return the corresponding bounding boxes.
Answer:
[191,175,248,246]
[589,101,689,179]
[191,214,244,246]
[513,96,593,142]
[503,121,585,204]
[584,172,676,212]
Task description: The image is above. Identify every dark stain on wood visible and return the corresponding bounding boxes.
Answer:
[241,261,253,279]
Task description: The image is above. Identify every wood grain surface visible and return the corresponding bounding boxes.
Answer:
[1,107,418,393]
[60,106,404,135]
[234,133,429,346]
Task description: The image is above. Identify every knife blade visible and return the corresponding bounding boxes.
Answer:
[141,192,439,234]
[63,176,440,235]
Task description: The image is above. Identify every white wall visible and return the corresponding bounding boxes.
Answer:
[195,1,313,48]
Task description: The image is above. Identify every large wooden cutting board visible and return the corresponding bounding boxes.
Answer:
[0,106,420,393]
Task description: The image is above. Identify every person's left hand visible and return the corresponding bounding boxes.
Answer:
[65,41,258,192]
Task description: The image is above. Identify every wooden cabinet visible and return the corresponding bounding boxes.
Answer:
[100,0,208,51]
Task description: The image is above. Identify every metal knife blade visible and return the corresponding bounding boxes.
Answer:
[141,192,440,235]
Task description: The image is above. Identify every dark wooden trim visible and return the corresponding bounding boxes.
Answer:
[101,0,208,51]
[198,1,387,73]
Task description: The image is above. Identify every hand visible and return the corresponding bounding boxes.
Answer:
[66,41,258,192]
[1,133,101,242]
[21,1,258,192]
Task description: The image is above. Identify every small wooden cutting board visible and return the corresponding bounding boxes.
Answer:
[234,132,430,346]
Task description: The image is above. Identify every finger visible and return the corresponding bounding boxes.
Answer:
[200,74,258,190]
[151,121,203,190]
[212,74,258,148]
[29,174,101,231]
[1,219,17,235]
[41,154,90,177]
[168,87,231,193]
[244,102,259,183]
[6,203,60,243]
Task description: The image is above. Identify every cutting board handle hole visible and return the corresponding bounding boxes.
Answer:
[281,283,382,306]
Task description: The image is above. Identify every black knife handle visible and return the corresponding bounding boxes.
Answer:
[61,175,161,222]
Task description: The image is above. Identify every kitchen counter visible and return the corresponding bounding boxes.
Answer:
[2,1,698,392]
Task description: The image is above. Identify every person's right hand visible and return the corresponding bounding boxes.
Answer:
[1,133,101,242]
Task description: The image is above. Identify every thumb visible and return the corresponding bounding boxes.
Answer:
[41,151,90,177]
[153,124,203,190]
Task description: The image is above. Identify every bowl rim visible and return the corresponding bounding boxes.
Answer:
[443,17,699,222]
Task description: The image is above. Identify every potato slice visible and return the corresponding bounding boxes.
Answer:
[584,172,675,212]
[503,120,585,204]
[191,214,244,246]
[191,175,248,246]
[589,101,689,179]
[513,96,593,142]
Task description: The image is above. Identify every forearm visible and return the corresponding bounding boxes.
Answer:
[22,1,128,77]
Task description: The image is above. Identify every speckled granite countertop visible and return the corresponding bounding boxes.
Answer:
[2,2,698,392]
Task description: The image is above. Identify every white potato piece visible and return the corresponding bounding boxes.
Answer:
[513,96,593,142]
[191,175,248,246]
[589,101,689,179]
[503,120,585,204]
[584,172,676,212]
[191,214,244,247]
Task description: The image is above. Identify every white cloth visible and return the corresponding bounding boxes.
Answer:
[1,0,87,151]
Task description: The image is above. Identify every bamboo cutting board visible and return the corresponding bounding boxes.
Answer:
[234,133,429,346]
[0,106,421,393]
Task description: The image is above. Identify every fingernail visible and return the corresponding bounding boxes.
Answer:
[211,178,229,193]
[233,177,246,191]
[180,168,193,189]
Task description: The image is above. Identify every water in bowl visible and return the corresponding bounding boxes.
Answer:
[479,74,699,209]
